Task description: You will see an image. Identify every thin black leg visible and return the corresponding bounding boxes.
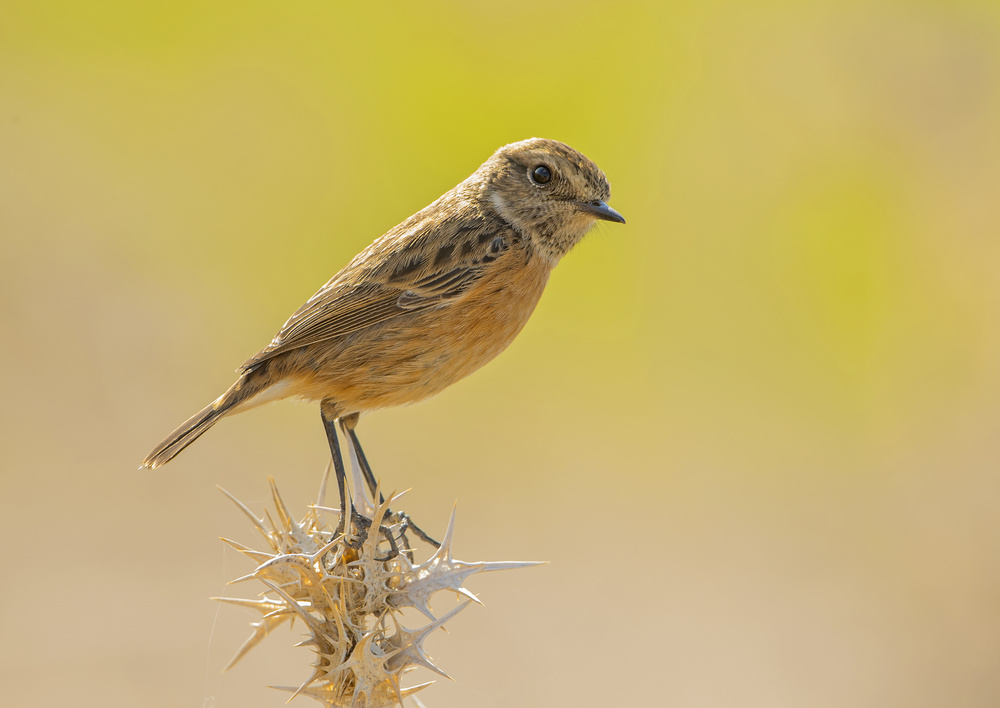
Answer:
[345,426,383,505]
[323,408,401,558]
[346,424,441,550]
[338,414,441,553]
[343,422,407,559]
[321,410,350,539]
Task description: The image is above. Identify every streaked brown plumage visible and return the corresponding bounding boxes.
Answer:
[142,138,624,470]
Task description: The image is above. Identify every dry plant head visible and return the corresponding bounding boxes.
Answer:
[214,467,541,707]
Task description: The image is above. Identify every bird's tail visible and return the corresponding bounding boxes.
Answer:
[141,374,266,469]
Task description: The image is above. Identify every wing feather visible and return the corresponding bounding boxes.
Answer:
[240,213,516,372]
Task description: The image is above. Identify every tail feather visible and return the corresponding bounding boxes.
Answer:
[141,375,265,469]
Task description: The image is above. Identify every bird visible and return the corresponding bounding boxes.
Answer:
[142,137,625,543]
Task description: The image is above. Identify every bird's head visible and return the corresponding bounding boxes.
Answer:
[477,138,625,263]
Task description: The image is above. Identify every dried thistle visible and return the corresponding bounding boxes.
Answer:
[214,464,540,707]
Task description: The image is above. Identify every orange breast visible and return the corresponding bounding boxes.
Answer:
[278,247,552,417]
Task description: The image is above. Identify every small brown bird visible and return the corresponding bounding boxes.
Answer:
[142,138,624,534]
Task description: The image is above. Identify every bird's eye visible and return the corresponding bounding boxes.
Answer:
[530,164,552,185]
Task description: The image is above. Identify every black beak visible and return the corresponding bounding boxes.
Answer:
[576,200,626,224]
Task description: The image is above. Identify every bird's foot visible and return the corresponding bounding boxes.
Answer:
[345,508,401,562]
[393,510,441,549]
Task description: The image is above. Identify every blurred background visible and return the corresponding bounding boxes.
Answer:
[2,1,999,706]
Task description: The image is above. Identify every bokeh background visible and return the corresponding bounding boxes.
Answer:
[2,1,999,706]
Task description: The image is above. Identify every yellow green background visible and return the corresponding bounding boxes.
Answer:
[2,1,999,706]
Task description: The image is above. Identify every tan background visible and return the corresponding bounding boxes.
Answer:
[2,1,999,706]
